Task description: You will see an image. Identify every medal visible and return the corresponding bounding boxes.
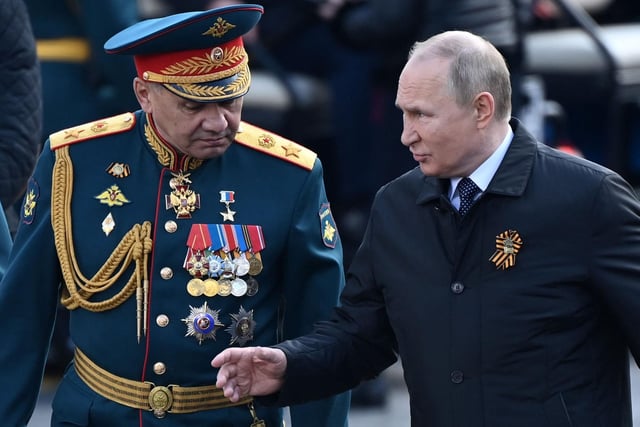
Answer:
[244,225,265,275]
[186,251,209,278]
[226,305,256,346]
[217,278,232,296]
[186,278,205,297]
[182,301,224,344]
[233,252,251,276]
[165,171,200,219]
[247,254,263,276]
[203,278,219,297]
[245,276,259,296]
[230,277,248,297]
[207,252,224,277]
[219,190,236,222]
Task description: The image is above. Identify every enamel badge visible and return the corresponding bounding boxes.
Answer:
[489,230,523,270]
[166,171,200,219]
[226,305,256,346]
[95,184,131,207]
[182,302,224,344]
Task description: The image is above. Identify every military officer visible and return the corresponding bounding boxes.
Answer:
[0,4,349,426]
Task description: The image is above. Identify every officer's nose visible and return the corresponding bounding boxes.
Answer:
[201,104,229,132]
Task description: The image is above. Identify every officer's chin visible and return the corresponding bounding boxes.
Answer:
[188,140,233,160]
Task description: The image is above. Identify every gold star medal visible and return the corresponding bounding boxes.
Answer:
[489,230,523,270]
[219,190,236,222]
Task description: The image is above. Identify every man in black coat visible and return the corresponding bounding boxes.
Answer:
[213,30,640,426]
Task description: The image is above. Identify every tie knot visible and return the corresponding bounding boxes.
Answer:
[458,178,481,215]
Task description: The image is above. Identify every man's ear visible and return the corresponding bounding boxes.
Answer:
[473,91,494,128]
[134,77,153,113]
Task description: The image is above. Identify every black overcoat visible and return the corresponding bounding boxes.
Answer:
[275,119,640,426]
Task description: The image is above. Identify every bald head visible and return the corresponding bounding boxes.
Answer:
[406,31,512,121]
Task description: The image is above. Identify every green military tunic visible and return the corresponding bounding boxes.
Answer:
[0,110,349,426]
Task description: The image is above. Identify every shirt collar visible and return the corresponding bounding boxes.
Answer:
[449,125,514,198]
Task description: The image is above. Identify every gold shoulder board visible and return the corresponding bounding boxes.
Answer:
[235,121,317,171]
[49,112,136,151]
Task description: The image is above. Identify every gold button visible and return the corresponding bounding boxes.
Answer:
[156,314,169,327]
[164,220,178,233]
[160,267,173,280]
[153,362,167,375]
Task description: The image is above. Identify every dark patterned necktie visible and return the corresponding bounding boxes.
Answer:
[458,177,481,215]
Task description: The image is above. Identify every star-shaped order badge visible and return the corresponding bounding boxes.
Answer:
[225,305,256,346]
[489,229,523,270]
[182,302,224,345]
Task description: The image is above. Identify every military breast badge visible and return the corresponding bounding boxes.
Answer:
[489,229,523,270]
[182,301,224,344]
[95,184,131,207]
[95,184,131,236]
[165,171,200,219]
[184,223,265,298]
[226,305,256,346]
[106,162,131,178]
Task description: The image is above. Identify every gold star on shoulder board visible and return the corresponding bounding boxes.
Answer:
[281,143,301,158]
[64,128,85,139]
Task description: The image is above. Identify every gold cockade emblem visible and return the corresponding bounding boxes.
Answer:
[202,17,236,38]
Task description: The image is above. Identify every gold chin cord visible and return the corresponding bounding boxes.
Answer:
[52,146,153,342]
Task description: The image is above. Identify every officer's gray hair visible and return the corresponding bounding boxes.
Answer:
[408,31,512,121]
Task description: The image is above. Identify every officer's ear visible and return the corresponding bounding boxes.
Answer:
[134,77,154,113]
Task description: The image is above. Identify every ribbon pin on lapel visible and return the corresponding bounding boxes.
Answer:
[489,230,523,270]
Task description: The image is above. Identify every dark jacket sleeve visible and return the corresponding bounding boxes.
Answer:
[271,191,400,405]
[0,0,42,207]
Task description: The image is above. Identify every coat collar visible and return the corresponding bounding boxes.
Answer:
[416,118,536,204]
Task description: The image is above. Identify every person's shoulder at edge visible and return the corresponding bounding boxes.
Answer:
[234,120,318,171]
